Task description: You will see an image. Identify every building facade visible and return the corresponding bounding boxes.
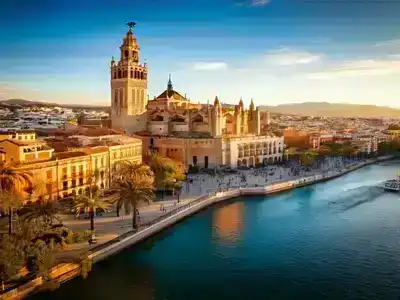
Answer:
[111,23,148,133]
[110,25,283,169]
[0,130,142,202]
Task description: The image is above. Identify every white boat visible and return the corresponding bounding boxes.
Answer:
[383,173,400,192]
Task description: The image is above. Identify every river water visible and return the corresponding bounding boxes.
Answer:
[31,161,400,300]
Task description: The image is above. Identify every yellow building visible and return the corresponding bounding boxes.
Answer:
[0,130,142,202]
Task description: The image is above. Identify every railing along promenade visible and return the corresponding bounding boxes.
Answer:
[1,156,394,299]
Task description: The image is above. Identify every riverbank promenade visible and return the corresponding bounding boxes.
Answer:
[1,156,393,299]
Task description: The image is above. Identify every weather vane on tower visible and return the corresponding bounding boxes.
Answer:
[127,21,137,30]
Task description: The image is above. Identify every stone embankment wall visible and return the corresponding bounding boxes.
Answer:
[2,157,392,299]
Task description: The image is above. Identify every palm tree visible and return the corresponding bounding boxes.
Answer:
[116,160,154,182]
[0,162,32,234]
[0,162,32,192]
[0,191,23,235]
[73,188,110,232]
[22,200,61,229]
[115,178,154,229]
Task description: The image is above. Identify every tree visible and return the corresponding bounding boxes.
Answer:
[300,149,318,166]
[0,162,32,234]
[0,191,23,235]
[0,162,32,193]
[73,188,110,232]
[149,154,184,197]
[116,160,154,182]
[0,235,24,291]
[114,178,154,229]
[284,147,298,161]
[22,200,61,229]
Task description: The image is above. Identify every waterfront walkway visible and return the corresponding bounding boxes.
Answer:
[56,156,365,262]
[2,156,391,299]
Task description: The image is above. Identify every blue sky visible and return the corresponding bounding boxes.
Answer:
[1,0,400,107]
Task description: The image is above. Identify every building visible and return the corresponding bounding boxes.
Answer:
[110,22,148,133]
[0,130,142,201]
[110,24,284,169]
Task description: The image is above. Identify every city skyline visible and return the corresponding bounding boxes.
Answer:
[1,0,400,107]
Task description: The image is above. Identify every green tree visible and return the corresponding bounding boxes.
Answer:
[284,147,298,161]
[73,188,110,232]
[0,234,24,291]
[0,191,23,235]
[22,200,61,229]
[114,178,154,229]
[149,154,184,198]
[0,163,32,234]
[116,160,154,182]
[300,149,318,166]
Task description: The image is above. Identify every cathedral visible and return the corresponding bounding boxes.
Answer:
[111,24,284,169]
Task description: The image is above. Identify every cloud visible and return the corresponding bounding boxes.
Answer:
[373,38,400,48]
[307,59,400,80]
[250,0,271,6]
[265,48,322,65]
[234,0,271,7]
[192,62,228,71]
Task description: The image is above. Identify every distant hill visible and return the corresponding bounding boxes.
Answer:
[256,102,400,117]
[0,99,109,110]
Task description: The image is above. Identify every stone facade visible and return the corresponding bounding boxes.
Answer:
[111,25,148,133]
[110,25,283,169]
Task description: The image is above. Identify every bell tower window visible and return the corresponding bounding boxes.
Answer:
[124,50,129,58]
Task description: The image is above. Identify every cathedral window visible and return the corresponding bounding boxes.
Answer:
[113,72,116,79]
[124,50,128,58]
[130,70,133,78]
[118,69,121,78]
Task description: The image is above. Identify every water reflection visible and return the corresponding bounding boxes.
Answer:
[213,202,245,243]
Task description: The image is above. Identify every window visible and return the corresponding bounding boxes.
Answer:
[193,156,197,165]
[46,170,52,179]
[18,136,22,140]
[79,178,84,186]
[101,157,104,167]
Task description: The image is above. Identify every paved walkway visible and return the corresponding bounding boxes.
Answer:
[55,157,359,262]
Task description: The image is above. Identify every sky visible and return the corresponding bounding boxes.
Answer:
[1,0,400,107]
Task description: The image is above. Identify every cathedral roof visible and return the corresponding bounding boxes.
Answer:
[155,89,188,102]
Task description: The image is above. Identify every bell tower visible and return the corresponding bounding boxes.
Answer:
[111,22,148,131]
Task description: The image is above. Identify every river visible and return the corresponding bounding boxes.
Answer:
[30,161,400,300]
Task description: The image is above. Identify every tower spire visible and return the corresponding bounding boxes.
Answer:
[167,74,173,91]
[249,98,255,111]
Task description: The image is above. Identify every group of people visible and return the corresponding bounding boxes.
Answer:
[182,157,361,196]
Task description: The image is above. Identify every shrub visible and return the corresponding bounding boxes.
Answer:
[63,230,92,244]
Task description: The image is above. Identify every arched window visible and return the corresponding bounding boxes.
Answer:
[113,72,116,79]
[132,89,136,108]
[118,69,121,78]
[130,70,133,78]
[124,50,128,58]
[114,89,119,108]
